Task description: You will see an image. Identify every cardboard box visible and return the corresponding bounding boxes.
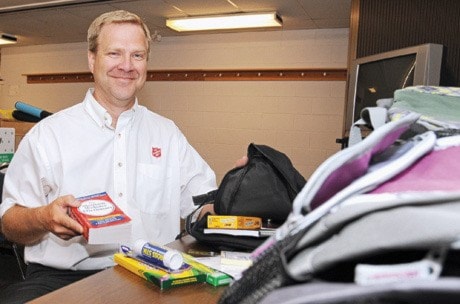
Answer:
[114,253,207,290]
[181,253,233,287]
[207,215,261,229]
[70,192,131,244]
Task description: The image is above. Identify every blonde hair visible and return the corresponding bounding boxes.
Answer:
[87,10,152,55]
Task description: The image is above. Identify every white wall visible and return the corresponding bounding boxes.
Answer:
[0,28,349,182]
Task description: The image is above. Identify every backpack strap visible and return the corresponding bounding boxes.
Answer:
[349,106,389,147]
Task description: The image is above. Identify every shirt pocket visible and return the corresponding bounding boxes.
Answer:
[135,163,172,215]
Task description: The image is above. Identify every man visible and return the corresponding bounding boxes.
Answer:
[0,10,218,302]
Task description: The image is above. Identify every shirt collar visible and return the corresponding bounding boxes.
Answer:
[83,88,138,130]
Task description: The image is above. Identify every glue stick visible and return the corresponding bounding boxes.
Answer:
[132,239,184,270]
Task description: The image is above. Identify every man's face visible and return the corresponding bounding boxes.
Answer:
[88,22,148,109]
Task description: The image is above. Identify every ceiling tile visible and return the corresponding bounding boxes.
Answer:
[0,0,350,47]
[298,0,351,19]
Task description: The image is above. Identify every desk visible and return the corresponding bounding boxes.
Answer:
[29,235,226,304]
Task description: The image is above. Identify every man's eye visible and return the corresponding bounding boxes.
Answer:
[108,52,120,57]
[133,53,145,60]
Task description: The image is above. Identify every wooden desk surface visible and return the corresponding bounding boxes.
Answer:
[28,235,226,304]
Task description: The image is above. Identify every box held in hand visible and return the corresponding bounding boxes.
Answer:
[70,192,131,244]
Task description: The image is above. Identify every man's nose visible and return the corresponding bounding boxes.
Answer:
[118,54,133,70]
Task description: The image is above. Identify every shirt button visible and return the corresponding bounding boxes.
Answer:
[118,133,122,138]
[118,193,123,198]
[118,162,123,167]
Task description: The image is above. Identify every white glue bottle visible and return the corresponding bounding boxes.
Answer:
[132,239,184,271]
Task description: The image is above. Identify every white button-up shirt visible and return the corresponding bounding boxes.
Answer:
[0,89,216,270]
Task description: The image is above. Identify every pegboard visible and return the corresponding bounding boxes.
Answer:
[0,127,15,163]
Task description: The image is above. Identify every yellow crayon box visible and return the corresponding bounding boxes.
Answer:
[207,215,262,230]
[114,253,206,290]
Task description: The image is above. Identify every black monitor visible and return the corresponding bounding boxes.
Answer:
[344,43,443,133]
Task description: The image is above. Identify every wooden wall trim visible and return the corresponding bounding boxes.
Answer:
[342,0,361,137]
[25,68,347,84]
[347,0,360,69]
[26,72,94,83]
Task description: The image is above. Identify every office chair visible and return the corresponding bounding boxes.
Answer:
[0,162,26,280]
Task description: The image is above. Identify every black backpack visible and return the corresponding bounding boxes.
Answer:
[184,143,306,251]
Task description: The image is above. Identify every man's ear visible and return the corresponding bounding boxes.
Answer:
[88,51,95,73]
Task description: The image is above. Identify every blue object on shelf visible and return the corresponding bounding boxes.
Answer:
[15,101,53,119]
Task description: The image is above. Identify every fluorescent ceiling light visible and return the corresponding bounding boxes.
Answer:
[0,34,17,45]
[166,12,282,32]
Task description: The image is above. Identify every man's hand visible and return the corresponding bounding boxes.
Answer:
[235,155,248,168]
[36,195,84,240]
[1,195,84,245]
[198,203,215,219]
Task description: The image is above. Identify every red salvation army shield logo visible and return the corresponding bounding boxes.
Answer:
[152,147,162,158]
